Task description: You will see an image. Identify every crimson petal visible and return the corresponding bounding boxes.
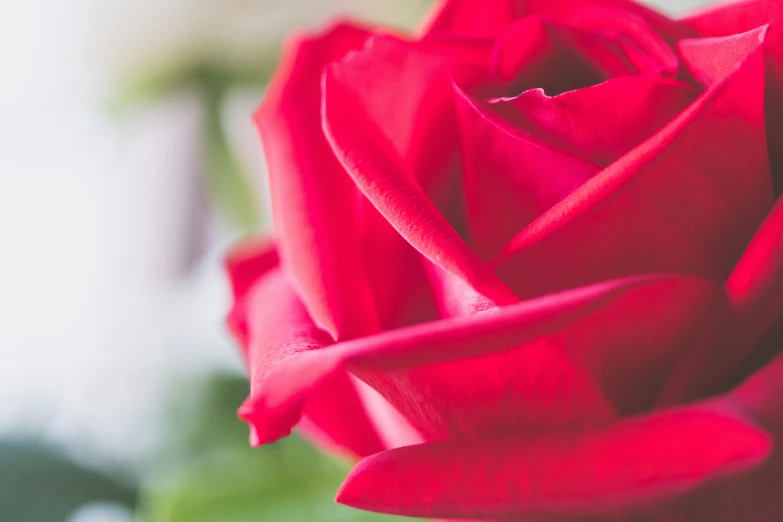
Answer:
[236,268,384,459]
[455,83,600,260]
[254,22,379,340]
[683,0,783,195]
[493,26,774,300]
[322,36,515,305]
[492,76,698,167]
[225,238,278,351]
[336,406,771,520]
[420,0,685,42]
[661,353,783,522]
[241,274,722,442]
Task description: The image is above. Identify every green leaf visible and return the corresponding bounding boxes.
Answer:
[0,442,136,522]
[138,374,411,522]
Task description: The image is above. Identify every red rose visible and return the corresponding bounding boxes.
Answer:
[226,0,783,520]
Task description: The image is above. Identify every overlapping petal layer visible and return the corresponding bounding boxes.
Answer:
[336,405,771,520]
[255,22,378,340]
[229,252,385,458]
[683,0,783,195]
[239,274,727,443]
[493,26,774,300]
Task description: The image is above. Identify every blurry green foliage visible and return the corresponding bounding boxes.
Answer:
[137,374,411,522]
[0,442,136,521]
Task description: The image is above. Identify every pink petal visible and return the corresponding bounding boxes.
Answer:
[487,16,609,96]
[519,0,688,43]
[419,0,523,39]
[318,34,490,221]
[659,353,783,522]
[224,238,278,352]
[350,376,426,450]
[562,6,680,75]
[254,22,379,340]
[493,26,774,300]
[336,406,771,520]
[297,371,386,459]
[236,269,386,459]
[683,0,783,195]
[659,193,783,406]
[243,274,722,442]
[702,195,783,396]
[224,237,278,301]
[454,83,600,259]
[236,267,331,444]
[420,0,685,43]
[322,36,516,306]
[728,195,783,332]
[492,76,698,167]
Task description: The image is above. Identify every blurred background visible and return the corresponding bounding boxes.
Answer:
[0,0,717,520]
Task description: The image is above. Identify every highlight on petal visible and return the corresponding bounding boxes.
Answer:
[678,24,770,87]
[241,276,648,445]
[732,351,783,432]
[493,25,774,300]
[727,195,783,331]
[336,407,772,520]
[236,268,333,445]
[321,37,516,306]
[491,76,698,167]
[296,371,386,459]
[240,274,724,442]
[232,268,384,460]
[683,0,783,195]
[255,21,379,340]
[706,196,783,397]
[454,82,600,260]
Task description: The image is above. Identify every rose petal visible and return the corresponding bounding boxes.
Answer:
[224,237,278,300]
[492,76,698,167]
[488,16,610,96]
[420,0,686,42]
[655,88,783,408]
[225,238,278,352]
[493,26,774,300]
[660,353,783,522]
[562,6,680,75]
[336,406,771,520]
[296,371,386,459]
[322,36,516,305]
[236,268,387,460]
[243,274,723,442]
[454,83,601,259]
[697,195,783,395]
[520,0,689,43]
[419,0,523,39]
[254,22,379,340]
[349,376,426,450]
[728,195,783,330]
[683,0,783,196]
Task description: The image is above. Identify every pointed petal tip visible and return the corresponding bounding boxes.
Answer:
[237,396,302,447]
